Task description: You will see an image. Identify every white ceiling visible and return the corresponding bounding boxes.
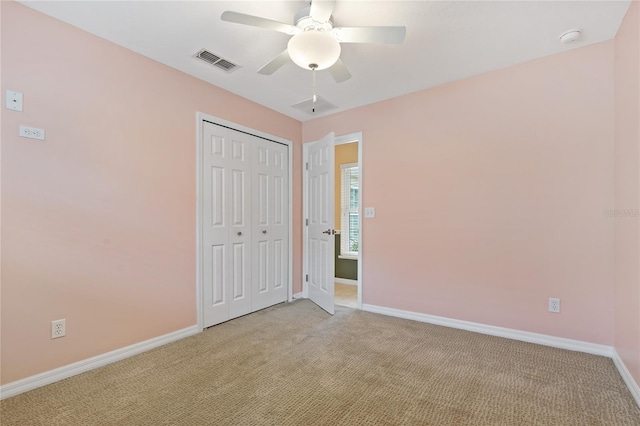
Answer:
[19,1,631,122]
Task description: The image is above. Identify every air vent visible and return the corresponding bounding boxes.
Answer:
[291,96,338,115]
[194,49,240,73]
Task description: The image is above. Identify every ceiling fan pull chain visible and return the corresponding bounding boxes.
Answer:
[312,65,317,113]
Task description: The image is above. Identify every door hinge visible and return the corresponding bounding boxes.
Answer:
[306,218,309,226]
[305,162,309,171]
[305,274,309,282]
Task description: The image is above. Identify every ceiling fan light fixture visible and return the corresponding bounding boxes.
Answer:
[287,30,341,70]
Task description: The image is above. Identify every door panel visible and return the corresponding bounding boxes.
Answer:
[211,245,225,305]
[274,239,284,290]
[258,173,269,225]
[226,131,252,320]
[203,123,252,326]
[231,170,245,226]
[258,240,268,293]
[203,125,231,326]
[268,142,289,304]
[307,133,335,314]
[274,175,284,225]
[232,243,246,299]
[252,138,289,310]
[210,167,224,226]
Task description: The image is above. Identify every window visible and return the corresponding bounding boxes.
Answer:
[340,163,359,258]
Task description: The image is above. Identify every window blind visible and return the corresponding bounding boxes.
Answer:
[340,163,359,256]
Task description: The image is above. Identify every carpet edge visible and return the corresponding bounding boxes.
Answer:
[361,303,640,408]
[0,325,200,400]
[361,304,613,356]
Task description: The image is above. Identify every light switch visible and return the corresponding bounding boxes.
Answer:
[6,90,23,112]
[364,207,375,218]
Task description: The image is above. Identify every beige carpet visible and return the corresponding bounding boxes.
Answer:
[335,283,357,308]
[1,300,639,425]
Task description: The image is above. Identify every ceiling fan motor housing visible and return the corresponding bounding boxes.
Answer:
[294,6,334,30]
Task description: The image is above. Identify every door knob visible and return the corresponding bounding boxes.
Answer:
[237,231,242,236]
[262,230,267,234]
[322,229,334,235]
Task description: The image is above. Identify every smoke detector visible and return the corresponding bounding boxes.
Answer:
[559,30,581,45]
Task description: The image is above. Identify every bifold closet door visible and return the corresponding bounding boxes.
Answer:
[202,121,289,328]
[202,123,252,327]
[251,138,289,311]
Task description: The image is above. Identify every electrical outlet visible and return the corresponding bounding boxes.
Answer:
[51,319,66,338]
[548,298,561,313]
[19,125,45,140]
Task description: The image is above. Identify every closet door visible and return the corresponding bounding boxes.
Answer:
[251,138,289,311]
[202,123,252,327]
[227,130,253,320]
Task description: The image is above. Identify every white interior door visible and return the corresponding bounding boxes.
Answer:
[252,138,289,311]
[306,132,335,314]
[202,122,252,327]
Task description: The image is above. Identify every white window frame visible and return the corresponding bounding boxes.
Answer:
[339,162,359,259]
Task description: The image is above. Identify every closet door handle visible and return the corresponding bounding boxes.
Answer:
[237,231,242,236]
[262,230,267,234]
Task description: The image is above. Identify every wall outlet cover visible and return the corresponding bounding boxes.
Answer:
[6,90,23,112]
[51,319,66,338]
[19,125,45,140]
[548,298,561,313]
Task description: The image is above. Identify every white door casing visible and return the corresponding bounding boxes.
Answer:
[306,133,335,314]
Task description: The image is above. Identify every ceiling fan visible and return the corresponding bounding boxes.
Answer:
[221,0,406,83]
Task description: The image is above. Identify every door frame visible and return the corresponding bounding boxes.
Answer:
[303,131,363,309]
[196,112,294,331]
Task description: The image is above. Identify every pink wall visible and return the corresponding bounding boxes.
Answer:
[304,41,616,345]
[1,0,636,391]
[614,1,640,385]
[0,1,302,384]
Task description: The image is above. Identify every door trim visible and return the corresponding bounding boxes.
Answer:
[303,131,363,309]
[196,112,294,331]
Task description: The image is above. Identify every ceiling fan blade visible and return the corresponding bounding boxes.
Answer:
[221,11,299,35]
[334,26,406,44]
[328,58,351,83]
[310,0,336,23]
[258,50,291,75]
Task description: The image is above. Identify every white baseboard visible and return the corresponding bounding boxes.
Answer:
[334,278,357,286]
[292,292,304,299]
[361,303,640,407]
[612,349,640,407]
[362,304,613,357]
[3,305,639,410]
[0,325,199,400]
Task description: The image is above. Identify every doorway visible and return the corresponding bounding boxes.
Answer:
[303,132,362,313]
[334,139,360,308]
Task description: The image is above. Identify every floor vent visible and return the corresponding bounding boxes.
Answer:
[291,96,338,115]
[194,49,240,72]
